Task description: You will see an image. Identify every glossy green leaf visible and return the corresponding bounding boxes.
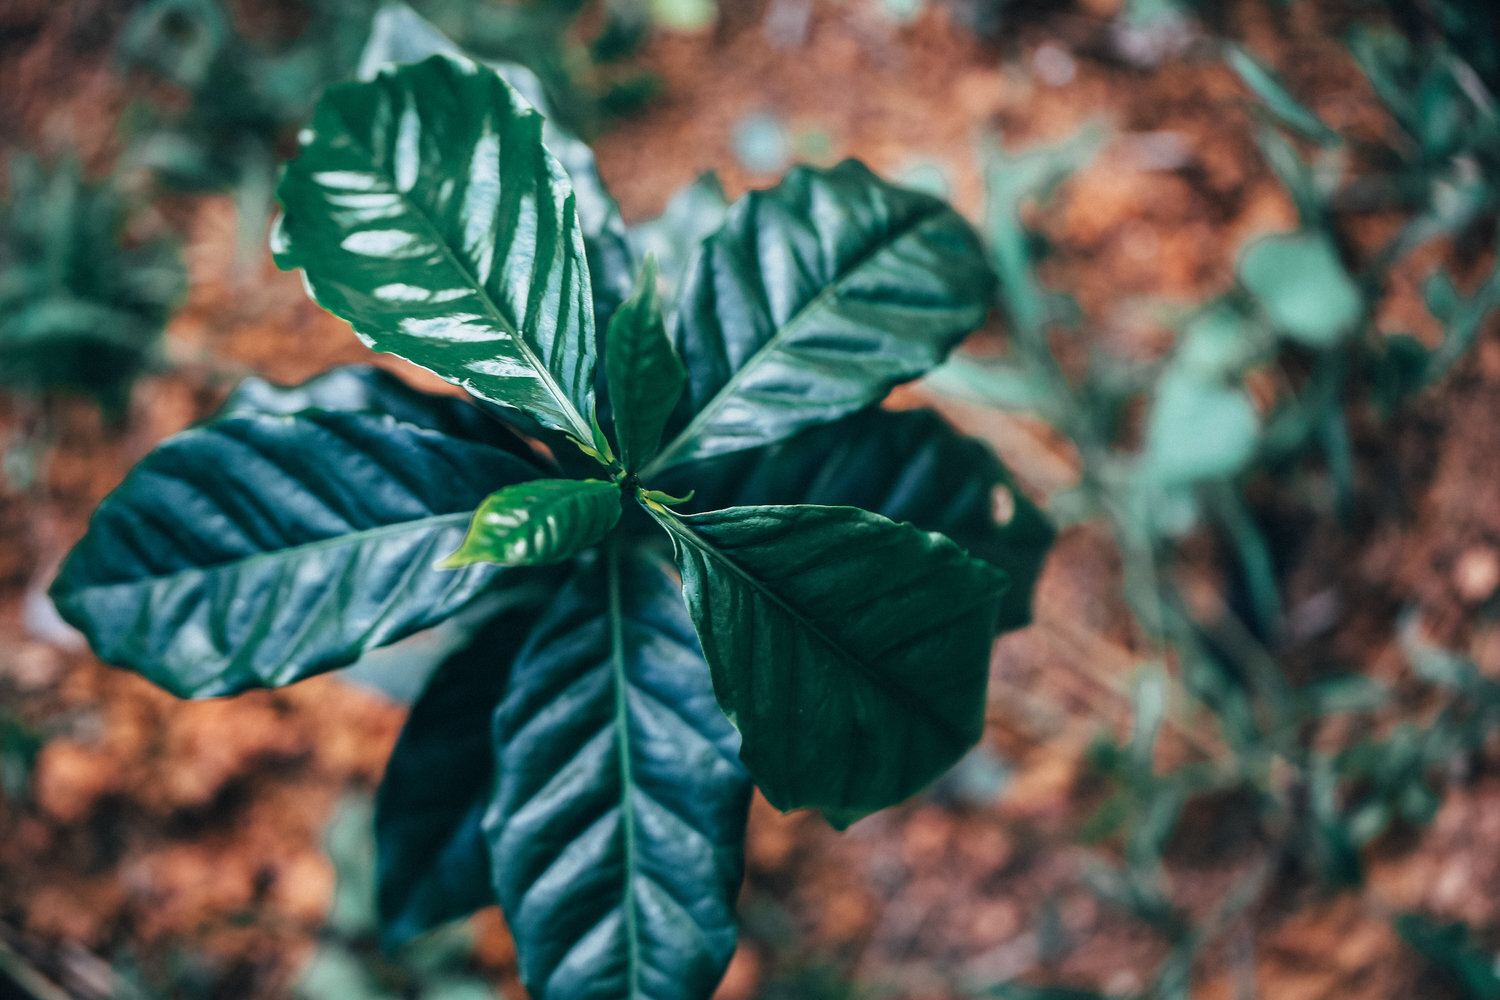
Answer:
[0,153,184,411]
[1238,230,1363,347]
[606,257,686,471]
[647,160,994,473]
[486,545,750,1000]
[658,407,1051,631]
[376,589,557,948]
[626,172,728,310]
[50,410,543,697]
[272,55,599,445]
[357,2,635,327]
[442,479,621,568]
[648,503,1007,827]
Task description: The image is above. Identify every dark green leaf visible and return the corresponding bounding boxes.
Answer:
[649,503,1007,827]
[377,589,557,948]
[50,410,542,697]
[486,545,750,1000]
[989,986,1111,1000]
[272,55,599,446]
[357,2,635,327]
[1293,674,1388,720]
[441,479,621,568]
[606,257,686,471]
[660,407,1051,630]
[647,161,994,473]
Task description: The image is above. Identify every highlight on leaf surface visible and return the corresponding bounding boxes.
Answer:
[271,53,601,448]
[441,478,622,568]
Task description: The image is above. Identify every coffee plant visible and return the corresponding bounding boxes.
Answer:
[49,29,1051,1000]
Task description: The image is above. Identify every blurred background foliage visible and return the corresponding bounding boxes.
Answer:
[924,0,1500,994]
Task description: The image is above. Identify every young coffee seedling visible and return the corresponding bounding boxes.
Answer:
[52,44,1050,1000]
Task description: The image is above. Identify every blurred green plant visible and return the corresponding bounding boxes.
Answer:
[925,2,1500,996]
[0,153,185,418]
[0,709,41,801]
[1396,912,1500,1000]
[297,795,499,1000]
[116,0,662,260]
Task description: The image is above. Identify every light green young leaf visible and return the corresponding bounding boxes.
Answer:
[647,502,1007,828]
[272,55,600,448]
[442,479,621,568]
[606,256,686,471]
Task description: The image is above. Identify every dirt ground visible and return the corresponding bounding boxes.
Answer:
[2,1,1500,998]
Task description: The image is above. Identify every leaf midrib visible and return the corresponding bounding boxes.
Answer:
[643,199,945,476]
[651,505,980,751]
[65,511,475,595]
[606,540,643,999]
[327,90,595,446]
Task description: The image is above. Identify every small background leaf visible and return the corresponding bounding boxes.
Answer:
[1226,44,1342,145]
[1142,371,1260,485]
[1238,230,1363,347]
